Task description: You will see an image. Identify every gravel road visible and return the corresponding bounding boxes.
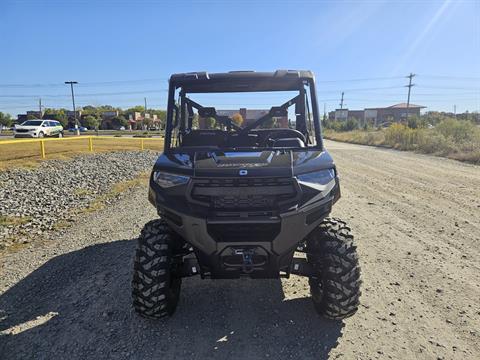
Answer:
[1,140,479,359]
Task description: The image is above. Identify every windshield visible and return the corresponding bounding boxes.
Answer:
[166,82,320,150]
[21,120,43,126]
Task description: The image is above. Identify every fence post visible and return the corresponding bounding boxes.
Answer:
[39,140,46,159]
[88,137,93,152]
[141,138,144,151]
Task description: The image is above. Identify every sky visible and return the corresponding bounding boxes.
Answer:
[0,0,479,116]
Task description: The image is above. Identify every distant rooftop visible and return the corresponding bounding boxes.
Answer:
[387,103,426,109]
[364,103,427,110]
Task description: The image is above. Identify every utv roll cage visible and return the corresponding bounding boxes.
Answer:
[164,70,324,151]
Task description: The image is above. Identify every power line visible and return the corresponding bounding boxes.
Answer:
[419,74,480,81]
[0,78,169,88]
[317,85,406,93]
[420,86,480,90]
[0,89,169,98]
[317,76,405,83]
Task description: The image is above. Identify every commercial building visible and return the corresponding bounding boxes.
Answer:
[329,103,426,126]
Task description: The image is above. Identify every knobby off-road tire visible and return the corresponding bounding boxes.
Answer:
[132,219,182,319]
[307,218,361,320]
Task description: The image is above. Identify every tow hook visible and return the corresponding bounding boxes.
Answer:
[235,248,255,273]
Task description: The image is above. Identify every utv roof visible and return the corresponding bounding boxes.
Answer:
[170,70,315,93]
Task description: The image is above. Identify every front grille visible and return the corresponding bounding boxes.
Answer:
[194,177,294,188]
[15,129,30,133]
[213,195,273,209]
[191,177,297,210]
[208,222,281,242]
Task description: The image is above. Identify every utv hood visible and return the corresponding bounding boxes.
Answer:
[153,149,335,178]
[194,150,292,177]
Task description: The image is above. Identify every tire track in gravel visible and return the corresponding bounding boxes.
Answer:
[1,140,479,360]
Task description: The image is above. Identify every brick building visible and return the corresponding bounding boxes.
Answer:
[329,103,426,126]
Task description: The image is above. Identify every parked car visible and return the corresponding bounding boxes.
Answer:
[14,119,64,138]
[68,126,88,132]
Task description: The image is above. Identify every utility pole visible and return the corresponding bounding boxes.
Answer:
[38,98,42,118]
[65,81,79,135]
[144,97,148,131]
[323,102,326,122]
[454,104,457,119]
[405,73,415,124]
[340,92,344,109]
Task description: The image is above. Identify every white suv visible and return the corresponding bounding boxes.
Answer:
[14,119,64,138]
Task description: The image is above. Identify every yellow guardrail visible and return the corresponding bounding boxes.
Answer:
[0,136,163,159]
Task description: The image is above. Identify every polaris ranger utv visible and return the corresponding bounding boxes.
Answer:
[132,70,361,320]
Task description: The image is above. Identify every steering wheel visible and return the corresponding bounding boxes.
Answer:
[263,129,306,146]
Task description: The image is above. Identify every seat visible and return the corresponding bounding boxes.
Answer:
[272,138,305,148]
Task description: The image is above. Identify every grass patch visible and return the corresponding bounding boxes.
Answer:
[324,120,480,164]
[0,137,164,171]
[79,172,150,214]
[0,215,32,227]
[74,188,93,197]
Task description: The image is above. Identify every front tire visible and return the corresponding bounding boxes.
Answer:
[307,218,361,320]
[58,131,63,138]
[132,219,182,319]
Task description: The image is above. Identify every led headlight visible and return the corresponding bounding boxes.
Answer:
[153,171,190,188]
[297,168,335,186]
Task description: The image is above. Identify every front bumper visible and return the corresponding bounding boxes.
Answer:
[14,133,36,138]
[150,179,337,278]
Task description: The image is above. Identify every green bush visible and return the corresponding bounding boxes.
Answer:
[82,115,99,130]
[327,118,480,164]
[435,119,476,143]
[384,123,422,150]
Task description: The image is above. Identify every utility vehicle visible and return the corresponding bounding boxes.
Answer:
[132,70,361,320]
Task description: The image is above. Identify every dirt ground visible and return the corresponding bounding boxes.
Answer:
[1,140,479,359]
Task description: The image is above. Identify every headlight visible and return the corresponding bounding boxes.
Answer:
[297,169,335,186]
[153,171,190,188]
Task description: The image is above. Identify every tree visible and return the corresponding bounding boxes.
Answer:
[231,113,244,126]
[82,115,99,130]
[204,117,216,129]
[0,112,13,132]
[43,108,68,127]
[111,116,129,129]
[125,106,146,114]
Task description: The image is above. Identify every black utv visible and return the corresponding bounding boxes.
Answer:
[132,70,361,320]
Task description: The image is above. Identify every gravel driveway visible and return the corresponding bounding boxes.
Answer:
[0,140,479,359]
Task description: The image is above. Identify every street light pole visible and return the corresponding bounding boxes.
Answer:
[65,81,79,135]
